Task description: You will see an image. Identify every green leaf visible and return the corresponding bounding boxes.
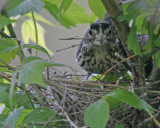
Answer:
[88,0,106,21]
[59,0,73,14]
[16,108,32,125]
[44,0,95,28]
[22,56,40,65]
[154,24,160,35]
[126,0,148,13]
[23,107,60,125]
[154,35,160,47]
[0,83,10,106]
[9,71,17,107]
[0,15,15,28]
[135,14,147,32]
[4,106,23,128]
[0,39,18,70]
[118,9,140,22]
[0,114,8,121]
[106,97,123,110]
[13,93,32,109]
[145,0,156,5]
[117,15,128,22]
[102,74,123,82]
[91,74,105,81]
[8,0,44,16]
[23,43,52,59]
[0,39,18,54]
[26,12,55,26]
[127,25,142,55]
[18,57,65,87]
[103,89,154,114]
[152,51,160,67]
[5,0,24,11]
[84,100,109,128]
[143,37,153,50]
[0,114,8,127]
[22,19,53,55]
[122,0,132,15]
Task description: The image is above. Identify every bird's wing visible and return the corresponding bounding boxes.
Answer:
[76,40,84,57]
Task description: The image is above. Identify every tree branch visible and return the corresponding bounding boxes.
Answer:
[101,0,131,56]
[101,0,146,88]
[101,1,148,124]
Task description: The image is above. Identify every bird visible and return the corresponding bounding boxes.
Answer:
[76,14,151,77]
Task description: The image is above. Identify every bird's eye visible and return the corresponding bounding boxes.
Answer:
[89,30,92,35]
[89,29,98,36]
[108,30,111,35]
[104,29,111,35]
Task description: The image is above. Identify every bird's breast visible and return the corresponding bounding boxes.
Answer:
[77,44,129,74]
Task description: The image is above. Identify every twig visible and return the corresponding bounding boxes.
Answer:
[59,36,82,40]
[147,112,160,128]
[47,80,103,97]
[0,72,11,82]
[45,78,129,90]
[59,36,118,40]
[56,38,94,52]
[56,44,80,52]
[57,35,119,52]
[138,112,160,127]
[0,58,17,70]
[27,122,68,127]
[96,54,136,81]
[53,100,87,128]
[147,80,160,86]
[147,91,160,94]
[52,99,80,128]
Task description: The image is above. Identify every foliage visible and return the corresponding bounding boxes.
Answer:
[0,0,159,128]
[84,89,154,128]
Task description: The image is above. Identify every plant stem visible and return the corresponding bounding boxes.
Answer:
[1,8,25,64]
[1,9,16,38]
[31,11,38,56]
[23,85,35,109]
[0,30,10,38]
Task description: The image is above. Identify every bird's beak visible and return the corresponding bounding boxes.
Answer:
[96,33,106,45]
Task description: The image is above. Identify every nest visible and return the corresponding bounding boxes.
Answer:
[42,70,111,127]
[26,67,160,128]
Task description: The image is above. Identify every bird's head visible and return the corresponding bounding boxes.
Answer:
[88,22,112,45]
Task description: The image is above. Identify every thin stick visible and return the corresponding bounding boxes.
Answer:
[59,36,118,40]
[147,112,160,128]
[57,36,119,52]
[56,44,80,52]
[45,78,129,90]
[96,55,136,81]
